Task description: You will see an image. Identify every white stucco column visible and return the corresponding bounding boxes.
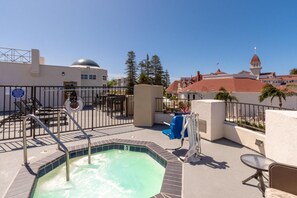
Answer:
[191,100,225,141]
[134,84,163,127]
[265,110,297,166]
[30,49,40,76]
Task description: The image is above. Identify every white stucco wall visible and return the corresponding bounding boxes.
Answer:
[134,85,163,127]
[0,49,108,87]
[154,112,174,125]
[191,100,225,141]
[191,99,266,153]
[179,92,215,100]
[75,67,107,87]
[0,61,82,86]
[0,61,110,87]
[224,122,266,154]
[265,110,297,166]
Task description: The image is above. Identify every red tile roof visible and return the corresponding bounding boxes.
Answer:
[180,78,267,93]
[166,80,179,94]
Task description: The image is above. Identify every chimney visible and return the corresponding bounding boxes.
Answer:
[197,71,202,82]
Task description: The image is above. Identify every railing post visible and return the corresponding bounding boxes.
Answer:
[236,102,238,123]
[57,111,61,150]
[88,141,91,164]
[62,109,91,164]
[91,88,94,130]
[66,151,70,181]
[32,86,36,138]
[23,117,28,166]
[225,102,227,121]
[173,100,175,113]
[126,95,128,117]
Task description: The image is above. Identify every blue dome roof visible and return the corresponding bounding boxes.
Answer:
[72,59,99,67]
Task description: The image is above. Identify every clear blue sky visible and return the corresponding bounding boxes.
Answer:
[1,0,297,81]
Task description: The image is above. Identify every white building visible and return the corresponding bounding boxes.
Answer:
[114,77,128,87]
[0,47,108,87]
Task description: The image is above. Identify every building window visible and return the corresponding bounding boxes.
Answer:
[103,84,106,87]
[193,94,196,100]
[81,74,88,79]
[103,76,107,80]
[89,75,96,80]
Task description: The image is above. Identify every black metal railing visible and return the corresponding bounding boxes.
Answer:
[0,86,134,140]
[155,98,192,113]
[225,101,290,132]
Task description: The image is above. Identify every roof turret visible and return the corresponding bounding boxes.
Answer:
[250,54,261,67]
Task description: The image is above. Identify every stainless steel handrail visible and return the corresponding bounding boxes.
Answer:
[57,109,91,164]
[22,114,70,181]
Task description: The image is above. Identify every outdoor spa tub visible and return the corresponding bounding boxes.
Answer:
[4,139,182,198]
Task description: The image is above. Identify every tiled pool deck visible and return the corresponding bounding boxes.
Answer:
[0,124,263,198]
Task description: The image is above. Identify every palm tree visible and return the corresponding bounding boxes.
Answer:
[214,87,238,118]
[259,84,288,108]
[214,87,238,102]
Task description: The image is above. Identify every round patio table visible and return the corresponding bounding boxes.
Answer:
[240,154,275,196]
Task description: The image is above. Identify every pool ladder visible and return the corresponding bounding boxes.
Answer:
[57,109,91,165]
[22,110,92,182]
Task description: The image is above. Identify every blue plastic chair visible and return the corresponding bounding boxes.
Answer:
[162,115,188,139]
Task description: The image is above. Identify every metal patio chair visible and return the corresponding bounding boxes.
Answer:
[29,97,64,111]
[265,163,297,197]
[15,100,67,125]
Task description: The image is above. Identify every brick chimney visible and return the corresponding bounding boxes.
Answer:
[196,71,202,82]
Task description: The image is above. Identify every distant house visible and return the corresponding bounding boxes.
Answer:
[261,75,297,88]
[165,80,179,95]
[166,71,202,96]
[113,77,128,87]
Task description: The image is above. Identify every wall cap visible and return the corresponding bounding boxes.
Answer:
[135,84,163,88]
[266,110,297,118]
[194,99,225,103]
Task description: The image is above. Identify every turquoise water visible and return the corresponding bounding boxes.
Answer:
[33,150,165,198]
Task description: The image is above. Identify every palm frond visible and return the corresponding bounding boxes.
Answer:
[214,87,238,102]
[259,84,290,108]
